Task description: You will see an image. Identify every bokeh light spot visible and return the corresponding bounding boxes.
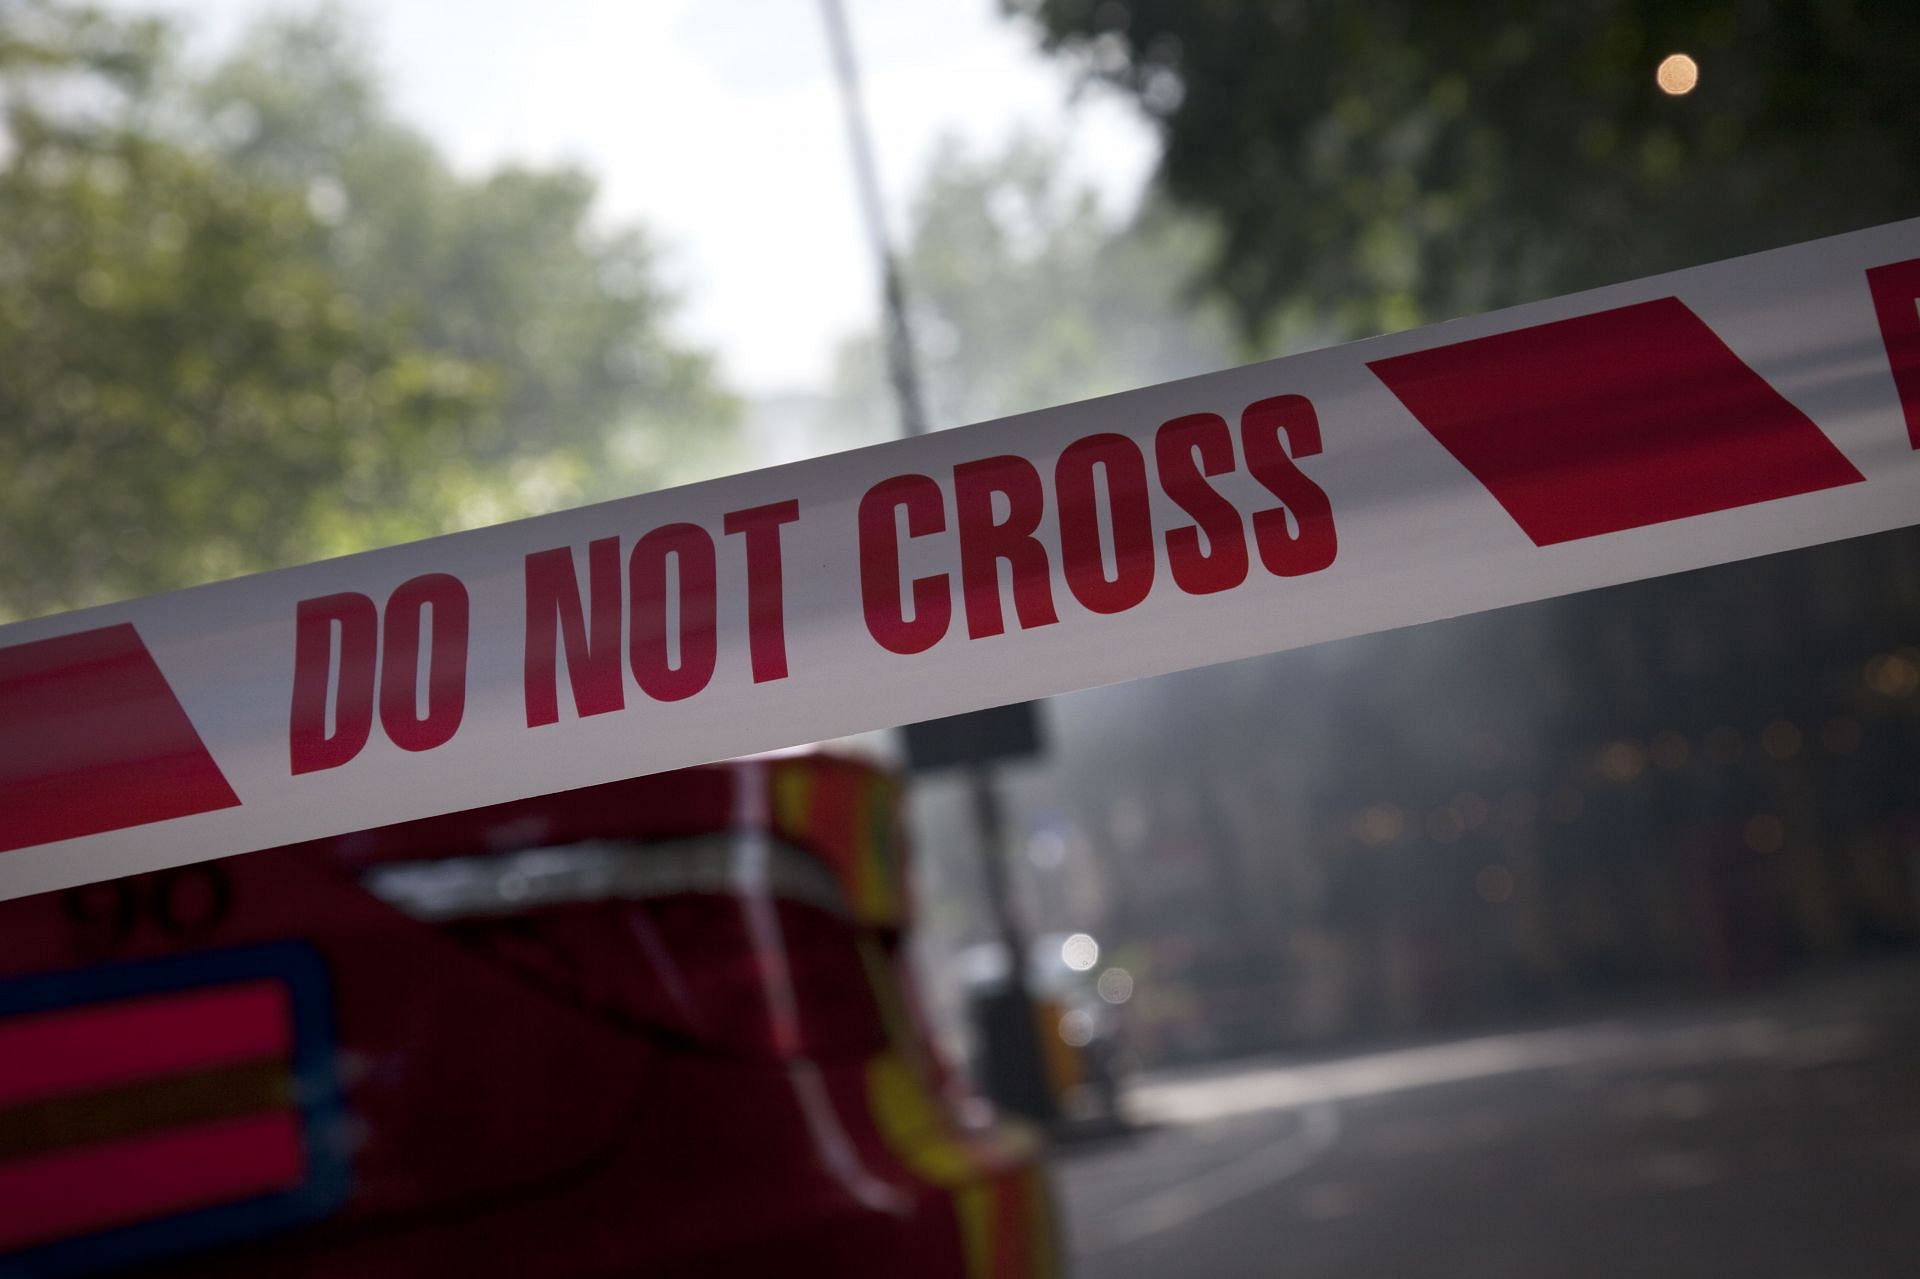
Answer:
[1657,53,1699,96]
[1351,803,1405,847]
[1475,864,1516,903]
[1062,932,1100,972]
[1597,739,1648,782]
[1866,653,1920,697]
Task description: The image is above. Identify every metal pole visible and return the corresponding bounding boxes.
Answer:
[817,0,1055,1126]
[819,0,929,440]
[969,768,1028,977]
[966,764,1058,1123]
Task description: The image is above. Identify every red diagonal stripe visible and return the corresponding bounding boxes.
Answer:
[0,982,290,1109]
[1866,257,1920,450]
[1368,297,1865,546]
[0,1111,304,1251]
[0,624,240,854]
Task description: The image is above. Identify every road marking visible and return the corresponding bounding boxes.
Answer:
[1080,1102,1342,1252]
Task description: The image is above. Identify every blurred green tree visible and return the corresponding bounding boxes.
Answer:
[0,3,737,621]
[189,10,739,493]
[1008,0,1920,341]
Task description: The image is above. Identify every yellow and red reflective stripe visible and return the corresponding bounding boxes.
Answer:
[0,980,305,1251]
[0,1109,305,1252]
[768,759,909,928]
[0,981,289,1108]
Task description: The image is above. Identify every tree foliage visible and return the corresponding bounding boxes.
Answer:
[0,3,736,620]
[189,12,738,487]
[1010,0,1920,339]
[999,1,1920,1044]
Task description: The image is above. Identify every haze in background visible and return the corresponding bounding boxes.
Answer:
[119,0,1157,400]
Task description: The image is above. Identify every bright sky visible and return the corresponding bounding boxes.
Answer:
[127,0,1159,397]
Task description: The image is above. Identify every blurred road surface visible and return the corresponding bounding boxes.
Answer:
[1058,963,1920,1277]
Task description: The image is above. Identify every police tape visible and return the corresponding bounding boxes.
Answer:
[4,219,1920,901]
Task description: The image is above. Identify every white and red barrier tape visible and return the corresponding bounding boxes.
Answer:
[4,220,1919,900]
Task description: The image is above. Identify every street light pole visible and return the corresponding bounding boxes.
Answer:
[819,0,929,441]
[817,0,1057,1126]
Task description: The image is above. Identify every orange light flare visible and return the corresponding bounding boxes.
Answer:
[1657,53,1700,96]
